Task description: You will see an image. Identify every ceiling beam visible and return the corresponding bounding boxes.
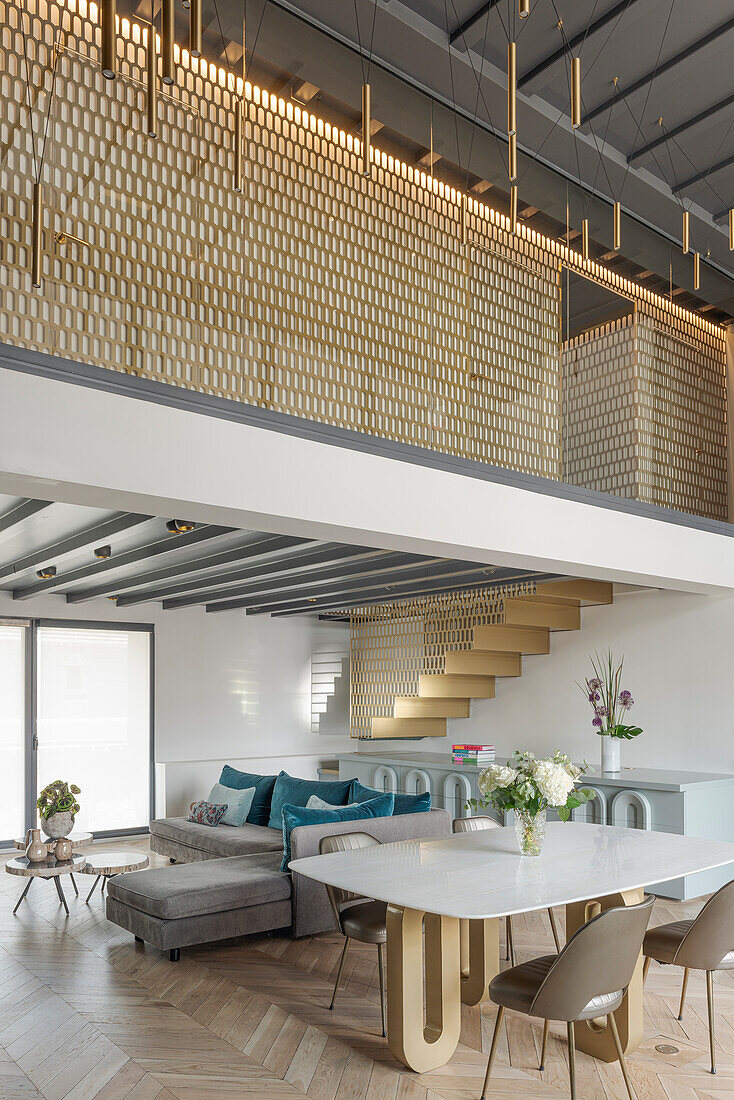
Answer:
[0,512,152,584]
[583,15,734,127]
[448,0,500,48]
[672,151,734,195]
[11,524,236,600]
[0,499,53,537]
[628,94,734,166]
[65,534,313,603]
[518,0,641,90]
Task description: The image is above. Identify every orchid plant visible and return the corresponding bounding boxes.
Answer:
[581,651,642,740]
[467,750,596,822]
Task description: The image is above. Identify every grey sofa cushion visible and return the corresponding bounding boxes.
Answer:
[107,851,290,920]
[150,816,283,858]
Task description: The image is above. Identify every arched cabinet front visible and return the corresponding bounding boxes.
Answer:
[443,772,473,819]
[571,785,608,825]
[610,790,653,831]
[404,769,432,797]
[371,765,398,793]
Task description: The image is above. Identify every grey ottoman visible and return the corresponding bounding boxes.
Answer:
[106,851,292,960]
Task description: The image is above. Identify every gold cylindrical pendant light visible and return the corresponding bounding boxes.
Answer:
[694,251,700,290]
[361,82,371,177]
[682,209,689,254]
[510,185,518,232]
[162,0,174,84]
[234,101,243,192]
[582,217,589,260]
[101,0,116,79]
[571,56,581,129]
[31,181,42,289]
[729,208,733,251]
[146,22,157,138]
[509,132,517,181]
[508,42,516,136]
[519,0,530,17]
[613,200,621,251]
[190,0,201,58]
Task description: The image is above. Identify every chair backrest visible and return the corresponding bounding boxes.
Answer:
[530,895,654,1022]
[675,878,734,969]
[319,831,381,930]
[453,815,501,833]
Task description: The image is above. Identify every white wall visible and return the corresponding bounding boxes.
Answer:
[366,588,734,775]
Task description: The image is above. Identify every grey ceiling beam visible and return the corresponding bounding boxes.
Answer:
[159,549,424,610]
[628,93,734,167]
[448,0,500,48]
[0,511,152,584]
[519,0,642,90]
[672,152,734,196]
[12,524,236,600]
[0,498,53,536]
[66,533,313,603]
[583,15,734,127]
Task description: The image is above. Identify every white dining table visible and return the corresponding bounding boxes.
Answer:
[290,822,734,1073]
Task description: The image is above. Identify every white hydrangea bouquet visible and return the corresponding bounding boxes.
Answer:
[468,750,596,856]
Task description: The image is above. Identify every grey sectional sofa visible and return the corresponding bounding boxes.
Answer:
[107,808,451,957]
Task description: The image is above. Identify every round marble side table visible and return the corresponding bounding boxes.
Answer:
[14,833,93,898]
[6,854,87,916]
[79,851,149,903]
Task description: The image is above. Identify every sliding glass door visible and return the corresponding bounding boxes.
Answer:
[0,622,27,843]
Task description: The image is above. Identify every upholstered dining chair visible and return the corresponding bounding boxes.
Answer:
[319,831,387,1037]
[480,894,654,1100]
[453,816,561,961]
[642,878,734,1074]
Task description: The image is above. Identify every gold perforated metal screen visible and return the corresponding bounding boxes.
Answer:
[0,0,727,515]
[348,583,535,739]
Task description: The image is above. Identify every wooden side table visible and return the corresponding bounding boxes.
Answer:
[80,851,149,902]
[13,833,93,898]
[6,854,87,916]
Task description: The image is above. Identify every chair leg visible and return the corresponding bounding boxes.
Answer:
[642,956,651,985]
[547,907,561,953]
[677,967,689,1021]
[329,937,350,1011]
[539,1017,549,1070]
[377,942,386,1038]
[706,971,716,1074]
[609,1012,636,1100]
[480,1005,504,1100]
[567,1021,576,1100]
[506,914,516,967]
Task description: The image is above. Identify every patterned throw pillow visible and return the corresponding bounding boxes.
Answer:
[188,800,227,827]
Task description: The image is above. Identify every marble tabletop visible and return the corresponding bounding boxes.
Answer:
[289,823,734,920]
[79,851,149,876]
[13,832,93,852]
[5,853,87,878]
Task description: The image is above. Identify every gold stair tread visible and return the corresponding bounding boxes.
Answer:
[445,650,521,677]
[394,697,470,718]
[419,673,495,699]
[370,716,447,738]
[473,623,550,654]
[503,597,580,630]
[536,578,614,605]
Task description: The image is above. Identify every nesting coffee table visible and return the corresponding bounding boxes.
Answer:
[80,851,149,902]
[6,854,87,916]
[13,832,93,899]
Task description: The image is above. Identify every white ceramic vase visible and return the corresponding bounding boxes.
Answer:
[601,735,621,774]
[41,811,74,839]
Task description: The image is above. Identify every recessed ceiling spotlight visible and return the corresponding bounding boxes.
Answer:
[94,545,112,559]
[36,565,56,580]
[107,595,119,602]
[307,598,317,603]
[166,519,195,534]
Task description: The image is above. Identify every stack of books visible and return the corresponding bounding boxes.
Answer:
[452,744,495,765]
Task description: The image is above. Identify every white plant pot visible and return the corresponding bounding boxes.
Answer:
[601,736,621,774]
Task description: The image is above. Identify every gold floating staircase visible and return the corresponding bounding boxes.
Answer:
[369,579,613,739]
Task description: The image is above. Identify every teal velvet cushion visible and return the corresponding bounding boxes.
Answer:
[208,782,256,827]
[268,771,352,830]
[219,766,277,827]
[349,779,431,815]
[280,792,395,871]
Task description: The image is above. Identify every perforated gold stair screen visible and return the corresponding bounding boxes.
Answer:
[0,0,727,516]
[349,584,534,739]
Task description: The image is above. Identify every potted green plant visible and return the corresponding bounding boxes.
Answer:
[581,651,642,773]
[37,780,81,839]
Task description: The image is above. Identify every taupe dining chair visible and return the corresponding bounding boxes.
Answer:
[481,894,654,1100]
[453,816,561,960]
[319,831,387,1037]
[642,878,734,1075]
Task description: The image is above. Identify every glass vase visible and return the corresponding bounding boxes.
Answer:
[514,808,546,856]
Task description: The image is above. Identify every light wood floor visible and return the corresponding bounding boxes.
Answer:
[0,837,731,1099]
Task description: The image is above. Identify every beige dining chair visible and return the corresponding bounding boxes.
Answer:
[319,831,387,1037]
[453,815,561,960]
[642,878,734,1074]
[481,894,654,1100]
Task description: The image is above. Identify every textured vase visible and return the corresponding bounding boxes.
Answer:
[41,811,74,839]
[53,837,73,861]
[514,808,546,856]
[25,828,48,863]
[601,736,621,774]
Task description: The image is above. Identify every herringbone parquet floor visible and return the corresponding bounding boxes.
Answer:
[0,837,730,1100]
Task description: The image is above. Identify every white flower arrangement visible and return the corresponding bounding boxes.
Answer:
[470,749,595,822]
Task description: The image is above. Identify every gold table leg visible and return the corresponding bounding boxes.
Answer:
[460,917,500,1006]
[565,887,644,1063]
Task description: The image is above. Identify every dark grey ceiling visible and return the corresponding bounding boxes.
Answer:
[0,495,557,617]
